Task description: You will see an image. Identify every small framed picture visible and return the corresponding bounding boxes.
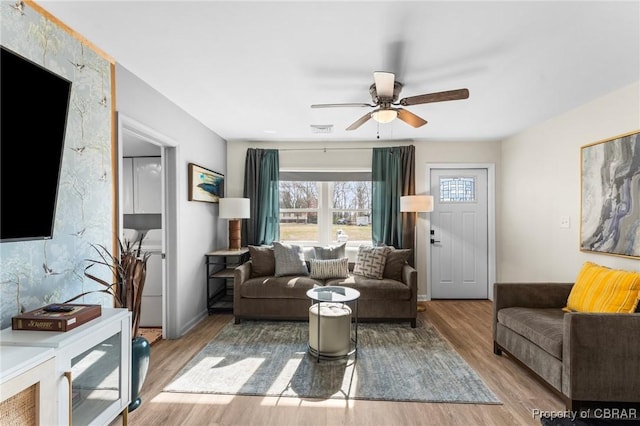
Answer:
[188,163,224,203]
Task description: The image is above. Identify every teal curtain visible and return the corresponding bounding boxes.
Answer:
[371,146,416,252]
[243,149,279,245]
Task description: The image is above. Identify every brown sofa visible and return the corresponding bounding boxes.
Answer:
[493,282,640,411]
[233,259,417,327]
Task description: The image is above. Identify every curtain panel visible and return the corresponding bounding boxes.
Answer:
[371,145,416,254]
[243,148,280,246]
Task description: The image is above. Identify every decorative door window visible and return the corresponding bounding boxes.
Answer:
[439,177,476,202]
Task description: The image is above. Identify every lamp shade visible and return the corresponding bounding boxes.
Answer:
[400,195,434,213]
[219,198,250,219]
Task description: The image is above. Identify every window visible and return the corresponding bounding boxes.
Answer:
[439,177,476,202]
[279,172,371,246]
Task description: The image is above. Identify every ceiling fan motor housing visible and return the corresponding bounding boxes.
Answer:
[369,81,403,104]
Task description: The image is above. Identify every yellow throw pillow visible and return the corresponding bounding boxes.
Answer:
[565,262,640,313]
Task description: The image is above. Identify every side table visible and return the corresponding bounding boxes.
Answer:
[205,248,250,313]
[306,286,360,361]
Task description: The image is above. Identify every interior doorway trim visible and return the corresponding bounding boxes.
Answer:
[117,112,180,339]
[425,163,496,300]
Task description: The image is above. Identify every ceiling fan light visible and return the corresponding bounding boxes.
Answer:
[371,109,398,124]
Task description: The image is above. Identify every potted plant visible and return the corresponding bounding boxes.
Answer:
[65,239,151,412]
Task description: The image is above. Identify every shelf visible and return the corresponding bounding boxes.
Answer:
[208,294,233,312]
[210,269,235,279]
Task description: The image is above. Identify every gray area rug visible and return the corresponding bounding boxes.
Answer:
[164,319,501,404]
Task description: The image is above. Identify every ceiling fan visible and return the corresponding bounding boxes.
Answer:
[311,71,469,131]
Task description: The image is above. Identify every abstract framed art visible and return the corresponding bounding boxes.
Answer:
[580,130,640,259]
[188,163,224,203]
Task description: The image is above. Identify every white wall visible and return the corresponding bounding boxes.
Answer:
[500,81,640,282]
[227,139,502,298]
[116,65,228,338]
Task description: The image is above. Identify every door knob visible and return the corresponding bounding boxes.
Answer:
[430,239,441,244]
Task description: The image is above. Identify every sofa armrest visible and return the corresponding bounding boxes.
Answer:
[233,261,252,307]
[562,312,640,404]
[401,264,418,320]
[493,282,573,342]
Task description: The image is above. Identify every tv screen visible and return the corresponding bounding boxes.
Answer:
[1,46,72,242]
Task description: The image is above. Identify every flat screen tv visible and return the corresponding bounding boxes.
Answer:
[1,46,72,242]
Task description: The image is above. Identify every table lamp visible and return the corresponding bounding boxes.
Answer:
[219,198,250,250]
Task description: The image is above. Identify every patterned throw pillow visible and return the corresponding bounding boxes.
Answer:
[309,257,350,280]
[313,242,346,260]
[248,245,275,277]
[383,248,412,281]
[565,262,640,313]
[273,242,309,277]
[353,246,391,279]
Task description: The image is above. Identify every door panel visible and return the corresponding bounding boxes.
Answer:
[431,169,488,299]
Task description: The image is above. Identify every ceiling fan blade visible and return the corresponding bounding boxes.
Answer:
[399,88,469,106]
[346,112,372,131]
[311,103,374,108]
[373,71,395,98]
[397,108,427,128]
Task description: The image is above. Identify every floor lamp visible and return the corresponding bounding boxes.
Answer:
[400,195,434,312]
[219,198,250,251]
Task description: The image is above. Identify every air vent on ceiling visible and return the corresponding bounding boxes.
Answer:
[310,124,333,134]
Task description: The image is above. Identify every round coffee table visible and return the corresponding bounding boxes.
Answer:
[306,286,360,361]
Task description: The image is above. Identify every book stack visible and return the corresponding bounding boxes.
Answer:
[11,304,102,332]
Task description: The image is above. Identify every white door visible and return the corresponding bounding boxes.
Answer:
[430,168,488,299]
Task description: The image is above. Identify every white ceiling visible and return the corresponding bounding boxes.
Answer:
[40,1,640,143]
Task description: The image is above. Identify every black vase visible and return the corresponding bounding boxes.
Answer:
[129,335,150,412]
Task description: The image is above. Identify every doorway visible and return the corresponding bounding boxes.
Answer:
[426,164,496,300]
[118,113,178,340]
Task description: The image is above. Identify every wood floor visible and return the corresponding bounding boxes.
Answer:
[119,300,564,426]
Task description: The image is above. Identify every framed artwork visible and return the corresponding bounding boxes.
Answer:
[580,130,640,259]
[188,163,224,203]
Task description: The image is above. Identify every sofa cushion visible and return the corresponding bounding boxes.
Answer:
[325,274,410,301]
[239,275,323,299]
[313,242,346,260]
[353,246,390,279]
[383,248,411,281]
[565,262,640,313]
[273,242,309,277]
[309,257,349,280]
[497,307,565,359]
[248,245,275,277]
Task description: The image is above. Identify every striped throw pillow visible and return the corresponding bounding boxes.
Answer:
[309,257,349,280]
[565,262,640,313]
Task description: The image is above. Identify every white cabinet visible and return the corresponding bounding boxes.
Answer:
[0,346,57,425]
[122,157,161,214]
[0,308,131,426]
[140,250,163,327]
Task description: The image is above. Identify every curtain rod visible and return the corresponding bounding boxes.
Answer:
[278,147,373,152]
